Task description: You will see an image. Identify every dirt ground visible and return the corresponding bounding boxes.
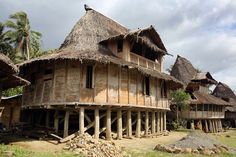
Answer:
[9,139,65,153]
[114,131,188,152]
[7,131,187,153]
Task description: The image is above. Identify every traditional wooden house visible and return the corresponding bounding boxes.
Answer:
[0,53,28,128]
[170,55,229,133]
[0,95,22,129]
[212,82,236,128]
[19,6,183,140]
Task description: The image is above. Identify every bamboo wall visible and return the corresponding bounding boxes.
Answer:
[22,61,170,110]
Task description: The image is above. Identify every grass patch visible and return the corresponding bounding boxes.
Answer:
[0,144,79,157]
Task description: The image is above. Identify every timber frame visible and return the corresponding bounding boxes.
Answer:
[19,7,183,140]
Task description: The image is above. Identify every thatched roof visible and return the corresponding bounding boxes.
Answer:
[212,82,236,111]
[0,53,18,75]
[0,53,29,90]
[100,25,168,55]
[170,55,217,85]
[190,91,230,106]
[19,8,182,88]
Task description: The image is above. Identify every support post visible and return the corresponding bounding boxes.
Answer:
[156,112,160,133]
[151,111,156,134]
[160,112,163,132]
[126,110,132,138]
[209,120,213,133]
[94,108,99,139]
[145,111,149,136]
[163,111,166,132]
[117,110,123,140]
[106,108,112,140]
[79,107,85,134]
[205,120,209,133]
[63,111,69,138]
[54,110,59,133]
[135,111,141,138]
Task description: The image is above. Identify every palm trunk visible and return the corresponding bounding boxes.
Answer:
[26,36,30,60]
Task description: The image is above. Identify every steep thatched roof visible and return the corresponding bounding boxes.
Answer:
[190,91,230,106]
[212,82,236,111]
[19,8,182,88]
[170,55,198,85]
[0,53,29,90]
[170,55,217,85]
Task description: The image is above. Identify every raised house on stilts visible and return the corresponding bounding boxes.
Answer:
[19,7,183,140]
[170,55,229,133]
[212,82,236,128]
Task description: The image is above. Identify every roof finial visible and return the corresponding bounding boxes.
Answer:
[84,4,93,11]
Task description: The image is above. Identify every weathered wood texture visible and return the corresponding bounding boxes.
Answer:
[22,61,170,110]
[0,96,21,129]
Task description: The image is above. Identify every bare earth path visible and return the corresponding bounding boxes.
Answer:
[114,131,188,152]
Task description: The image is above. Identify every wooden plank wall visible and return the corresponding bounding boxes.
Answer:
[22,61,170,109]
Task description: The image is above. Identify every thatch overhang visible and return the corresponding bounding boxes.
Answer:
[212,82,236,112]
[192,72,217,85]
[100,26,168,55]
[19,8,183,89]
[190,91,230,106]
[0,53,18,76]
[0,53,29,90]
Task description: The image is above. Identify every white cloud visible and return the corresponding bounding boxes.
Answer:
[0,0,236,91]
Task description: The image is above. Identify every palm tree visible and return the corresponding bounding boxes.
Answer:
[0,22,14,59]
[4,11,42,62]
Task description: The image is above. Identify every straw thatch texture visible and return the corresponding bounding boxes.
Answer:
[19,9,182,88]
[0,53,18,75]
[170,55,197,85]
[212,82,236,111]
[0,53,29,90]
[190,91,230,106]
[171,55,217,85]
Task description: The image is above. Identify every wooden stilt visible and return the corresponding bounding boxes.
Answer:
[106,108,112,140]
[163,111,166,132]
[127,110,132,138]
[205,120,209,133]
[219,120,223,131]
[54,110,59,133]
[79,107,85,134]
[156,112,159,133]
[209,120,213,133]
[117,110,123,140]
[145,111,149,136]
[151,111,156,134]
[160,112,163,132]
[46,110,50,127]
[212,120,216,133]
[63,111,69,138]
[94,108,99,139]
[215,120,219,132]
[135,111,141,138]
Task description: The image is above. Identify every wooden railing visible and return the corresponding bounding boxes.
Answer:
[130,53,160,71]
[181,111,225,119]
[157,99,169,109]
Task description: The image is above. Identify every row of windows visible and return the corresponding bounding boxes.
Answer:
[190,104,223,112]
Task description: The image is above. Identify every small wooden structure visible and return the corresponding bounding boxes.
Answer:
[170,55,229,133]
[0,53,29,129]
[19,7,183,139]
[212,82,236,128]
[0,95,22,129]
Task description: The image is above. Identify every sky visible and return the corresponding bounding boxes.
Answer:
[1,0,236,92]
